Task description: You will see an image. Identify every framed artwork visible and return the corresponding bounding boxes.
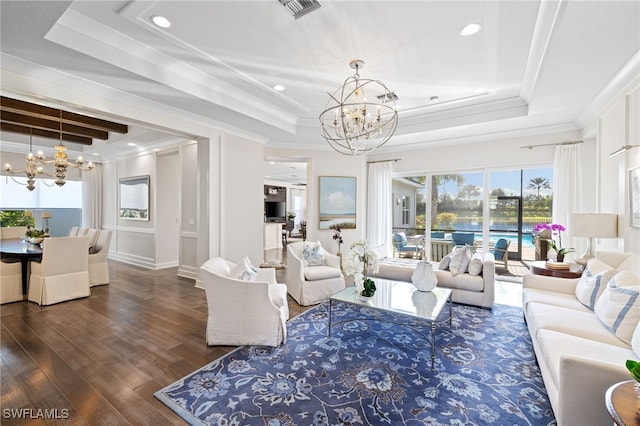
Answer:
[119,175,150,220]
[319,176,356,229]
[630,166,640,228]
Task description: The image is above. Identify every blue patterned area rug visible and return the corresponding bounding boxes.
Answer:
[155,302,556,425]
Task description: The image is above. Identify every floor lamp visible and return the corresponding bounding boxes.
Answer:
[569,213,618,265]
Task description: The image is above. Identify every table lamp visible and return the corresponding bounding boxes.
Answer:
[569,213,618,265]
[42,212,52,235]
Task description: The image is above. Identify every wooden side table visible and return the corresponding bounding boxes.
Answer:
[528,260,583,279]
[606,380,640,425]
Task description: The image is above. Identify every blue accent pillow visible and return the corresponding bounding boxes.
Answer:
[303,241,325,267]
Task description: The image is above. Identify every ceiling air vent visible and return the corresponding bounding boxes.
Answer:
[377,92,399,102]
[278,0,321,19]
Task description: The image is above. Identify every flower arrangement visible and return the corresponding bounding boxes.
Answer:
[532,223,575,258]
[343,240,380,297]
[332,225,343,253]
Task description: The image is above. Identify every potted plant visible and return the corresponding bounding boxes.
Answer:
[625,359,640,410]
[25,228,46,244]
[361,277,376,298]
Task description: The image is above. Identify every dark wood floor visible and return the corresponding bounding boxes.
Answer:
[1,251,308,425]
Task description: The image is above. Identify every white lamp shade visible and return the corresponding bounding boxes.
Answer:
[569,213,618,238]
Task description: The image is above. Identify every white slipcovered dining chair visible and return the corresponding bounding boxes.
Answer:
[28,236,90,305]
[1,226,28,240]
[89,230,112,286]
[200,257,289,347]
[286,241,345,306]
[0,260,23,304]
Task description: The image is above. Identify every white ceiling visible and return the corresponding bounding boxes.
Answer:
[1,0,639,175]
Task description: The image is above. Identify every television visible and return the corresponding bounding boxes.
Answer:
[265,201,286,222]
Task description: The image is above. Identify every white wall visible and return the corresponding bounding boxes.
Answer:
[592,81,640,255]
[178,142,199,278]
[265,147,366,255]
[156,150,180,267]
[221,134,265,265]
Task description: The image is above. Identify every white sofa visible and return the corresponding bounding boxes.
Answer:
[372,251,496,309]
[522,250,640,426]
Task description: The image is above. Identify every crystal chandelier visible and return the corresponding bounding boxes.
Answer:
[319,60,398,156]
[3,113,94,191]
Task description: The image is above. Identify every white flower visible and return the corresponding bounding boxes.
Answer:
[343,240,380,287]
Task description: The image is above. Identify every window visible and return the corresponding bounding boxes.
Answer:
[401,196,410,225]
[0,178,83,236]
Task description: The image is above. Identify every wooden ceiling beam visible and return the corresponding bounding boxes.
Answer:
[0,122,93,145]
[1,110,109,139]
[0,96,128,134]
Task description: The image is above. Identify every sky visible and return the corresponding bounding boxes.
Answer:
[432,167,554,199]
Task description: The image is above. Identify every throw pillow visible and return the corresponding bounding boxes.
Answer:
[632,321,640,358]
[230,257,257,281]
[303,241,326,267]
[594,271,640,345]
[438,253,452,271]
[575,258,617,310]
[449,246,472,276]
[467,252,484,276]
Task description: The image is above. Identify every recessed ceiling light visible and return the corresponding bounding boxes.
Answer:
[92,153,100,156]
[430,96,439,102]
[473,87,488,94]
[128,143,137,146]
[273,84,285,92]
[460,23,481,36]
[151,15,172,28]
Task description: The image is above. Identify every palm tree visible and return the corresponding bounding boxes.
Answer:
[458,184,480,203]
[527,177,551,198]
[431,174,465,228]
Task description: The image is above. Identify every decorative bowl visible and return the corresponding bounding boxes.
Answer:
[28,237,44,244]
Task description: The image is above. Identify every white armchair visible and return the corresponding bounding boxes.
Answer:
[200,257,289,347]
[89,230,112,286]
[28,236,90,305]
[286,241,345,306]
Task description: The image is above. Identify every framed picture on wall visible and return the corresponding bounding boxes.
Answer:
[630,166,640,228]
[119,175,150,220]
[318,176,356,230]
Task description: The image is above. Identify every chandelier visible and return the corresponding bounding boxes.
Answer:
[319,60,398,156]
[3,113,94,191]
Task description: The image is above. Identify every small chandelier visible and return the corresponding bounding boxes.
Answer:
[319,60,398,156]
[3,113,94,191]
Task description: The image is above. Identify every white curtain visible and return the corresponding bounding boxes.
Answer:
[82,163,103,229]
[552,144,583,254]
[366,161,392,258]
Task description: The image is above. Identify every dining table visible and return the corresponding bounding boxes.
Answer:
[0,238,43,295]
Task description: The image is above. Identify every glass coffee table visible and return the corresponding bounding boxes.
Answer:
[329,278,452,371]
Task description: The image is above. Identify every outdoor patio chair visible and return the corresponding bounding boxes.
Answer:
[451,232,475,248]
[393,232,424,259]
[490,238,511,269]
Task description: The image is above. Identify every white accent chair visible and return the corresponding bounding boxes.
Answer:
[1,226,28,240]
[89,230,112,286]
[286,241,345,306]
[28,236,91,305]
[200,257,289,347]
[0,260,23,304]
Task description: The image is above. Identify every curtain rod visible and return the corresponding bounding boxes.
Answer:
[520,140,583,150]
[367,158,401,164]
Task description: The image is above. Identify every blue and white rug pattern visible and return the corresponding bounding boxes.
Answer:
[155,302,556,425]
